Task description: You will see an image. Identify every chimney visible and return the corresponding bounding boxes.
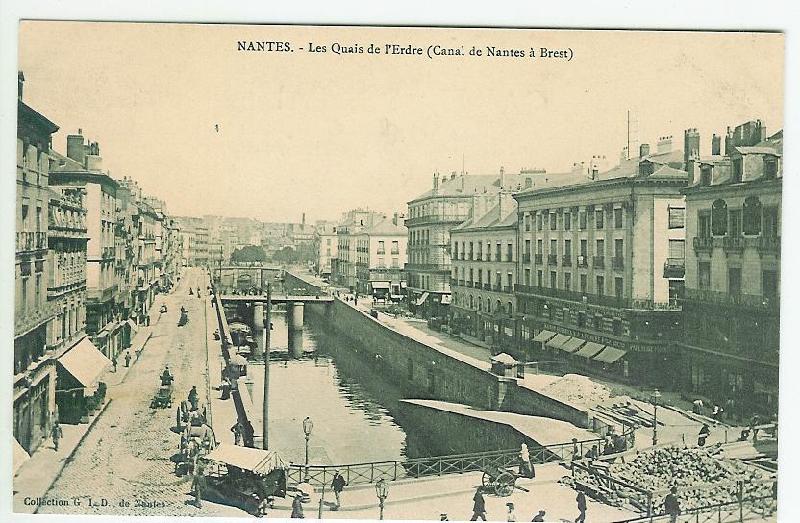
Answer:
[497,191,514,218]
[432,172,439,194]
[302,212,306,227]
[66,130,86,165]
[471,194,487,220]
[17,71,24,99]
[639,143,650,158]
[450,171,457,180]
[724,126,734,155]
[589,155,607,179]
[711,134,721,156]
[85,141,103,171]
[684,128,700,169]
[656,135,674,154]
[499,166,505,189]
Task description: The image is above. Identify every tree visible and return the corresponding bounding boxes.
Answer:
[231,245,267,264]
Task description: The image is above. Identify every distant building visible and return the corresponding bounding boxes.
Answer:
[355,215,408,298]
[679,121,781,416]
[449,192,518,354]
[333,209,385,290]
[314,223,338,278]
[175,216,209,267]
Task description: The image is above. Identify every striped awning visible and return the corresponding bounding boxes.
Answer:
[561,337,586,353]
[533,330,557,343]
[546,334,571,350]
[574,341,606,359]
[593,346,627,363]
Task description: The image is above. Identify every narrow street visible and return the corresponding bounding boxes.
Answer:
[37,268,243,517]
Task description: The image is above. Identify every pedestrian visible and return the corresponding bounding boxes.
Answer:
[470,487,487,521]
[188,385,199,411]
[571,437,580,461]
[331,470,347,509]
[506,502,516,522]
[712,404,722,423]
[192,461,205,508]
[51,422,63,451]
[575,490,587,523]
[124,351,131,367]
[751,415,761,443]
[220,378,231,400]
[698,423,710,447]
[692,399,704,415]
[532,509,546,522]
[112,354,118,372]
[231,422,243,446]
[584,445,598,460]
[258,496,270,518]
[519,443,534,478]
[664,486,681,523]
[291,493,304,518]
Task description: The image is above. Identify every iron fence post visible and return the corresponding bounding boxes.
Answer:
[738,480,744,522]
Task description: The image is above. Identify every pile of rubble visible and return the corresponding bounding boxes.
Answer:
[541,373,613,408]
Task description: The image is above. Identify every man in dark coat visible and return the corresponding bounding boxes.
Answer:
[331,471,347,509]
[664,486,681,523]
[575,490,587,523]
[291,493,304,518]
[470,487,487,521]
[188,386,199,411]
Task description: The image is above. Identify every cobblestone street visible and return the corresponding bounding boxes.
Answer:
[35,268,245,517]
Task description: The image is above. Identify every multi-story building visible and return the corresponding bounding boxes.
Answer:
[354,216,408,297]
[176,216,209,267]
[314,223,338,279]
[514,137,689,386]
[449,192,518,354]
[334,209,385,290]
[406,168,557,319]
[679,120,781,416]
[50,132,124,360]
[14,73,60,453]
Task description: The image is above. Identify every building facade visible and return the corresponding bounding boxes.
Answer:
[333,209,385,290]
[449,192,518,354]
[679,121,781,416]
[354,216,408,298]
[14,77,60,454]
[514,140,688,386]
[314,223,338,279]
[176,216,209,267]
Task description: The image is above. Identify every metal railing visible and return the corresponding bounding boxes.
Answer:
[612,256,624,270]
[562,255,572,267]
[663,258,685,278]
[514,284,680,310]
[534,253,543,264]
[15,231,47,252]
[692,236,714,251]
[287,437,604,487]
[547,254,558,266]
[593,255,605,269]
[684,288,778,311]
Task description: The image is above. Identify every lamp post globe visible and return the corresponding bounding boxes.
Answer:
[375,478,389,520]
[302,417,313,481]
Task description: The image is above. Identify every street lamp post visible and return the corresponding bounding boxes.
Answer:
[303,416,313,480]
[651,389,661,446]
[375,478,389,520]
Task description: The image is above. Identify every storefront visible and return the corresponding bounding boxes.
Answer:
[56,337,112,424]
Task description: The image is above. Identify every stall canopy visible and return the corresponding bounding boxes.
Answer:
[370,281,390,290]
[491,353,517,365]
[416,292,429,306]
[533,330,556,343]
[574,341,606,359]
[561,337,586,353]
[58,337,112,388]
[13,437,29,475]
[204,443,285,475]
[546,334,571,350]
[593,345,627,363]
[126,318,138,333]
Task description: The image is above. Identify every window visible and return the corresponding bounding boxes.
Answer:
[732,158,743,183]
[698,212,712,238]
[580,239,588,256]
[614,208,623,228]
[326,238,332,245]
[377,240,385,254]
[762,270,778,300]
[21,203,29,229]
[507,243,513,261]
[596,239,605,256]
[524,268,531,286]
[580,274,588,293]
[595,209,604,229]
[596,275,605,296]
[391,240,399,254]
[614,277,623,299]
[550,213,557,231]
[729,210,742,237]
[743,196,762,235]
[536,239,543,254]
[564,239,572,257]
[700,166,712,186]
[577,311,586,327]
[668,239,685,259]
[728,268,742,296]
[537,270,543,287]
[537,214,543,231]
[392,257,399,267]
[525,239,531,256]
[579,211,587,230]
[550,271,557,288]
[496,243,501,261]
[524,214,531,232]
[612,319,622,336]
[507,273,513,290]
[550,239,557,255]
[564,212,571,231]
[564,272,572,290]
[711,199,728,236]
[763,207,779,238]
[764,157,778,179]
[668,207,685,229]
[698,262,711,290]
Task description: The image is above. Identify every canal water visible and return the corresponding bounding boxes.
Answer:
[240,308,436,467]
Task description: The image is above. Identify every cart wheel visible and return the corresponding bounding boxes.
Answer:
[481,471,492,488]
[495,472,515,497]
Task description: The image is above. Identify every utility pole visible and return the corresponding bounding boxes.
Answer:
[262,282,271,450]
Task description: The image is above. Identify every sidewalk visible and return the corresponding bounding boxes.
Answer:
[12,292,168,514]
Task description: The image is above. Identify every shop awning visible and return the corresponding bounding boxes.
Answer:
[203,443,285,475]
[370,281,391,289]
[561,337,586,353]
[58,337,112,388]
[126,318,138,332]
[533,330,557,343]
[491,353,518,365]
[593,346,627,363]
[416,292,429,306]
[440,294,452,305]
[13,437,29,475]
[574,341,606,359]
[546,334,571,350]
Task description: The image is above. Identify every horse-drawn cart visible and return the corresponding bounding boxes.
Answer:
[481,466,529,497]
[151,383,173,409]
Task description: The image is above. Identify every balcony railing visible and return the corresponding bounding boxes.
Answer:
[547,254,558,266]
[577,255,588,268]
[757,235,780,255]
[561,255,572,267]
[722,235,744,254]
[514,284,680,310]
[593,256,605,269]
[612,256,624,270]
[693,236,714,252]
[14,300,60,337]
[663,258,685,279]
[534,254,543,264]
[483,283,491,290]
[685,287,778,311]
[522,253,531,263]
[16,231,47,253]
